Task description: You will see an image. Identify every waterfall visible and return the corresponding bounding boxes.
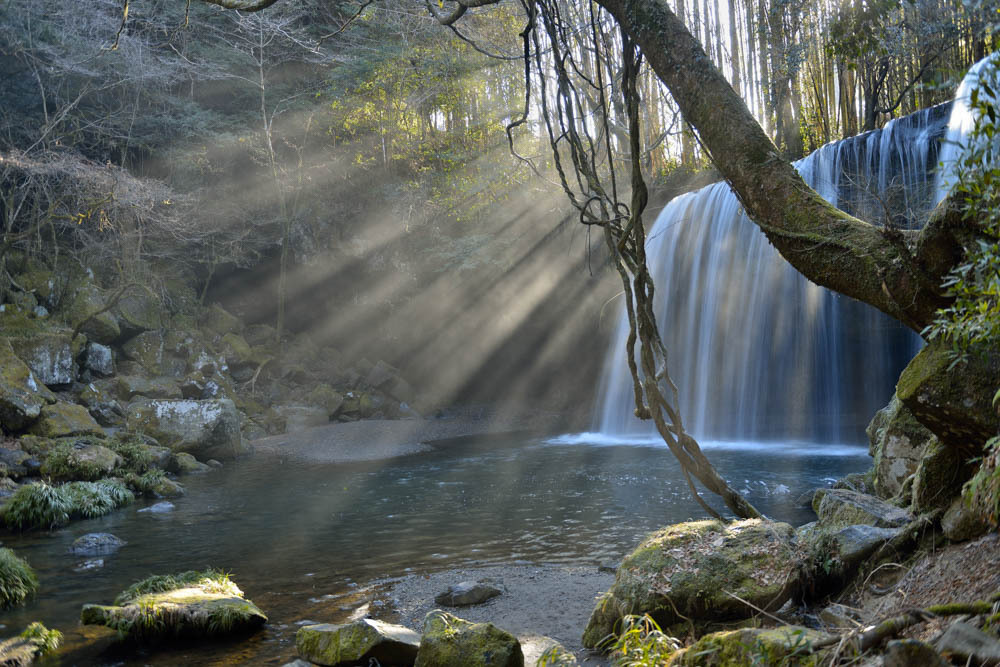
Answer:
[595,103,952,444]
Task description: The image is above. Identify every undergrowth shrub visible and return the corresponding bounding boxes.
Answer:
[19,621,62,654]
[0,548,39,609]
[107,435,155,473]
[115,569,240,605]
[610,615,681,666]
[2,482,73,530]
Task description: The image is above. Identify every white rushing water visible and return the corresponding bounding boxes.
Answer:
[595,103,955,443]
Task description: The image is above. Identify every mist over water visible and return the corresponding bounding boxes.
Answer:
[595,104,952,443]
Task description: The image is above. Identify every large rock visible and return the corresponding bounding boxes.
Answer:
[107,375,183,401]
[812,489,912,530]
[911,438,975,512]
[896,340,1000,448]
[415,610,523,667]
[40,441,121,480]
[941,496,992,542]
[84,343,115,378]
[77,382,125,427]
[8,333,76,386]
[81,569,266,641]
[582,519,802,647]
[63,284,120,344]
[28,402,104,438]
[0,339,50,430]
[935,621,1000,663]
[670,626,830,666]
[113,290,161,337]
[796,522,904,589]
[69,533,127,556]
[296,619,420,666]
[121,331,164,374]
[867,396,935,498]
[434,581,502,607]
[202,304,241,338]
[125,398,246,460]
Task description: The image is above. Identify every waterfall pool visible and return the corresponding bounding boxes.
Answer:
[0,432,869,664]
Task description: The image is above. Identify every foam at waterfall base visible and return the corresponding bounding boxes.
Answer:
[546,432,869,457]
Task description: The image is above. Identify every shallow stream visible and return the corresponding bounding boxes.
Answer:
[2,432,869,664]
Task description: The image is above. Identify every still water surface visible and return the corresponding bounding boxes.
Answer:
[2,434,869,664]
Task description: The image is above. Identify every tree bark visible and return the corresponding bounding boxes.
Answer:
[595,0,954,331]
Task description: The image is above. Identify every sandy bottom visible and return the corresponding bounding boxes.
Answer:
[369,563,615,665]
[250,413,565,464]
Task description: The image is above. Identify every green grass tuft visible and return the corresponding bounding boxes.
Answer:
[115,569,241,605]
[1,482,74,531]
[610,615,681,666]
[124,469,167,495]
[19,621,62,654]
[40,441,109,481]
[107,434,155,473]
[0,548,39,609]
[62,479,135,519]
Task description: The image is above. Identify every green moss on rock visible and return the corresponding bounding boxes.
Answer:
[81,569,265,642]
[582,519,803,648]
[415,610,523,667]
[28,402,104,438]
[896,340,1000,447]
[296,619,420,666]
[670,626,829,666]
[0,339,48,431]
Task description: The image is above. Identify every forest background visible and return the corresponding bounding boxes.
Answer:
[0,0,993,414]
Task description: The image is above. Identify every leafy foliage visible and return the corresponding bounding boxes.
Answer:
[62,480,135,519]
[124,469,168,495]
[609,615,681,666]
[964,435,1000,527]
[926,54,1000,368]
[19,621,62,654]
[107,434,156,474]
[0,548,38,609]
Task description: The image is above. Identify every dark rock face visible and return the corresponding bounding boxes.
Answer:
[434,581,502,607]
[296,619,421,666]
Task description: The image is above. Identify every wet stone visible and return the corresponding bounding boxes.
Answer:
[434,581,502,607]
[69,533,127,556]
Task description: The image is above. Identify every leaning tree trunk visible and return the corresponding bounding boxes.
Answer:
[596,0,961,333]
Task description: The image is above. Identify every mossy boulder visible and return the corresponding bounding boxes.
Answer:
[121,331,164,374]
[40,441,121,481]
[941,496,991,542]
[796,522,904,594]
[296,619,421,666]
[63,284,120,344]
[125,398,246,460]
[77,382,125,427]
[83,342,115,378]
[669,626,830,666]
[867,395,936,499]
[812,489,912,530]
[911,439,975,512]
[148,475,185,498]
[28,402,104,438]
[81,569,266,641]
[219,332,260,369]
[14,266,58,308]
[896,340,1000,448]
[202,304,241,338]
[8,332,77,386]
[582,519,803,648]
[113,290,161,337]
[167,452,212,475]
[415,610,523,667]
[106,375,183,402]
[0,548,38,609]
[0,339,51,430]
[306,384,345,417]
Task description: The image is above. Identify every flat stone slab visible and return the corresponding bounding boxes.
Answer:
[434,581,502,607]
